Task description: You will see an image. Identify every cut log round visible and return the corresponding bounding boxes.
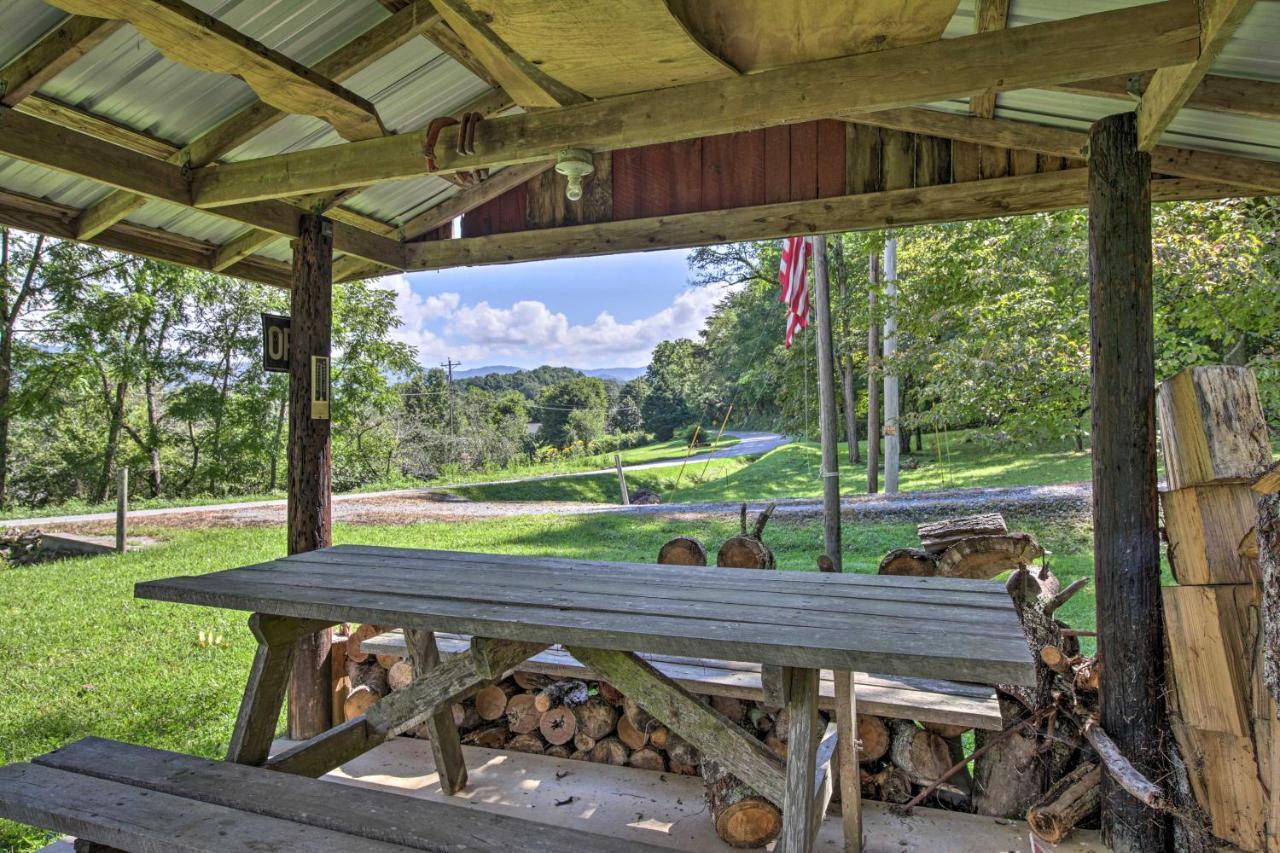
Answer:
[623,697,654,733]
[649,725,671,750]
[574,698,618,741]
[763,733,786,760]
[475,684,512,721]
[617,713,649,750]
[506,732,546,754]
[665,733,698,767]
[936,533,1045,579]
[717,536,775,570]
[629,747,666,772]
[703,759,782,849]
[345,623,383,663]
[505,693,541,734]
[535,679,589,712]
[344,685,379,721]
[597,681,624,706]
[888,719,963,792]
[375,653,400,669]
[670,760,699,776]
[573,731,597,752]
[710,695,747,726]
[858,714,891,762]
[658,536,708,566]
[347,660,389,697]
[1027,762,1101,844]
[386,659,413,691]
[917,513,1008,554]
[539,706,578,746]
[545,744,572,759]
[588,736,628,765]
[878,547,938,577]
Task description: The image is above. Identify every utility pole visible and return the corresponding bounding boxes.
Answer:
[441,357,460,434]
[810,235,842,571]
[883,237,900,495]
[866,254,880,494]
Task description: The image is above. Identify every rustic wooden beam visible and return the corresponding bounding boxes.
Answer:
[0,107,406,268]
[780,667,820,853]
[71,0,440,241]
[403,629,467,795]
[1136,0,1258,150]
[402,169,1249,272]
[427,0,587,108]
[0,15,122,107]
[14,97,178,160]
[286,214,334,740]
[42,0,386,141]
[190,1,1201,206]
[1053,71,1280,122]
[0,189,292,286]
[854,108,1280,194]
[1087,111,1168,851]
[969,0,1010,118]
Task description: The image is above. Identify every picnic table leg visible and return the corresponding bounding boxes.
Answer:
[780,666,820,853]
[405,628,467,794]
[227,614,335,766]
[833,671,863,852]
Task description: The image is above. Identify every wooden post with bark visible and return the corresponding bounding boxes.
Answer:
[114,466,127,553]
[811,236,842,571]
[1087,111,1167,852]
[866,254,880,495]
[286,213,335,740]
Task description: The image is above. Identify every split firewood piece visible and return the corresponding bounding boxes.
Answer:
[710,695,747,726]
[629,747,666,771]
[463,723,509,749]
[474,683,514,720]
[858,714,891,762]
[344,685,380,721]
[512,670,552,691]
[345,623,385,663]
[658,536,708,566]
[597,680,625,705]
[703,758,782,849]
[917,513,1008,553]
[375,653,400,669]
[1253,460,1280,495]
[574,697,618,741]
[888,719,968,794]
[617,713,649,750]
[572,731,596,752]
[649,725,671,749]
[588,736,628,765]
[505,693,541,734]
[936,533,1044,579]
[878,547,938,577]
[506,732,546,754]
[539,706,578,746]
[1039,646,1075,675]
[534,679,589,712]
[1027,762,1101,844]
[623,697,655,733]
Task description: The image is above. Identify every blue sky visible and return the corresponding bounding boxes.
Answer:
[373,248,726,370]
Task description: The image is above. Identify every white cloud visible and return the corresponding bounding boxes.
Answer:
[372,274,727,368]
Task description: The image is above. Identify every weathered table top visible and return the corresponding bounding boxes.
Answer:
[136,545,1035,685]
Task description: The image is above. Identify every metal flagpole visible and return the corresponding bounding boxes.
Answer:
[810,235,842,570]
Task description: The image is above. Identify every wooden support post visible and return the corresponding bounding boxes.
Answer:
[833,670,863,852]
[286,213,334,740]
[780,666,820,853]
[1087,111,1168,852]
[866,255,880,494]
[811,236,843,570]
[114,467,127,553]
[404,628,467,794]
[615,454,630,505]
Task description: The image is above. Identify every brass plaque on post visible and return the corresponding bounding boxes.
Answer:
[311,355,330,420]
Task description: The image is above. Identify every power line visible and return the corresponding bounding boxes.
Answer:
[441,357,461,434]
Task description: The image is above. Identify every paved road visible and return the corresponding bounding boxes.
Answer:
[2,431,790,530]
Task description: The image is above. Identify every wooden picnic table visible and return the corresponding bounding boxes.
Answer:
[137,544,1035,853]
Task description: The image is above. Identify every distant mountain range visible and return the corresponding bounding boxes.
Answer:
[454,365,646,382]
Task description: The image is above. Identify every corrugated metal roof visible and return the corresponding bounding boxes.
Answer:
[128,200,248,246]
[0,0,66,67]
[0,157,114,209]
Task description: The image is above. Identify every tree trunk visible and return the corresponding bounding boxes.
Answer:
[1087,111,1167,853]
[843,358,860,464]
[269,389,286,492]
[96,379,128,504]
[0,333,12,509]
[867,254,880,494]
[143,377,162,497]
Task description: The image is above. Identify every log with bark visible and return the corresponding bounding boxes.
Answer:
[717,503,777,569]
[474,683,513,720]
[935,533,1044,579]
[917,513,1008,553]
[658,536,708,566]
[534,679,588,712]
[539,706,577,746]
[1026,762,1101,844]
[877,547,938,577]
[505,693,541,734]
[702,758,782,849]
[574,697,618,741]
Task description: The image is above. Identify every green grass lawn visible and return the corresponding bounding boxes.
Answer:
[453,431,1093,503]
[0,508,1098,851]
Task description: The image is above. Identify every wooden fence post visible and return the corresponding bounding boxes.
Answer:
[286,212,334,740]
[811,236,842,571]
[1087,111,1167,852]
[115,467,127,553]
[614,454,629,505]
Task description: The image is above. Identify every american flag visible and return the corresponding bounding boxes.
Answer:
[778,235,811,349]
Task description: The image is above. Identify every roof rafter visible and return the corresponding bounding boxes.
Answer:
[1052,72,1280,122]
[0,15,122,106]
[42,0,386,141]
[188,0,1202,207]
[0,106,406,269]
[70,0,442,242]
[1135,0,1259,150]
[428,0,587,108]
[855,107,1280,194]
[401,170,1251,272]
[969,0,1010,119]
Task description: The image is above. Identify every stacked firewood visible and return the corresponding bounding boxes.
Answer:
[0,528,44,564]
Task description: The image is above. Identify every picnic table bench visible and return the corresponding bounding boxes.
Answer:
[0,545,1034,852]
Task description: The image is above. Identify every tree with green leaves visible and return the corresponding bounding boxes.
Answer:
[536,376,609,448]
